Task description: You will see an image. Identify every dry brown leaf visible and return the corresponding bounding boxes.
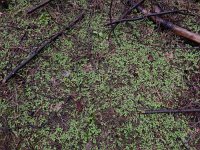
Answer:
[83,63,93,72]
[164,52,174,61]
[50,101,64,112]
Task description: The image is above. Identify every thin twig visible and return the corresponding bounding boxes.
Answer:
[108,0,114,38]
[27,0,54,14]
[0,120,49,132]
[109,0,114,28]
[106,10,190,26]
[121,0,145,19]
[131,2,200,44]
[110,0,145,29]
[2,13,85,83]
[141,108,200,114]
[0,25,23,30]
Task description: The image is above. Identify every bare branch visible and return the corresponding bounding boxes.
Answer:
[2,13,85,83]
[27,0,54,14]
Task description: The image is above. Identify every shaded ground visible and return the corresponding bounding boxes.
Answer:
[0,0,200,149]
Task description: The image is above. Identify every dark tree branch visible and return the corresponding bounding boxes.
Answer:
[121,0,145,19]
[142,109,200,114]
[106,10,189,26]
[109,0,114,28]
[129,1,200,44]
[27,0,54,14]
[2,13,85,83]
[108,0,114,37]
[110,0,145,30]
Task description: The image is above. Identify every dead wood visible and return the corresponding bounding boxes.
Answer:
[131,0,200,44]
[117,0,145,23]
[27,0,54,14]
[2,12,85,83]
[106,10,187,26]
[110,0,145,30]
[141,108,200,114]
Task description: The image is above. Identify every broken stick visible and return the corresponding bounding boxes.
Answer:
[27,0,54,14]
[130,0,200,44]
[2,13,84,83]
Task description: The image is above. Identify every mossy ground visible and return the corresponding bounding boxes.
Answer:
[0,0,200,149]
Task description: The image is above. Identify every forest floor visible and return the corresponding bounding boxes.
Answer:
[0,0,200,149]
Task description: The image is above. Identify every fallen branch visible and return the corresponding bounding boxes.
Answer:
[109,0,114,28]
[0,121,48,131]
[27,0,54,14]
[2,13,85,83]
[106,10,189,26]
[110,0,145,30]
[119,0,145,21]
[141,108,200,114]
[130,0,200,44]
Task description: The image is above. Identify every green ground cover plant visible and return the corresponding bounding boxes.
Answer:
[0,0,200,149]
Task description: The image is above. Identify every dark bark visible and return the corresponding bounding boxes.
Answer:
[131,1,200,44]
[142,109,200,114]
[27,0,54,14]
[2,12,85,83]
[110,0,145,30]
[106,10,188,26]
